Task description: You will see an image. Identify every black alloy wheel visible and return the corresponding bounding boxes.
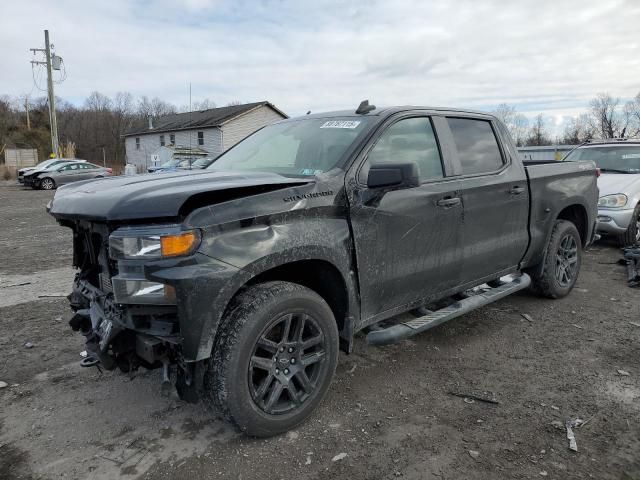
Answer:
[555,234,578,287]
[203,281,339,437]
[249,312,326,415]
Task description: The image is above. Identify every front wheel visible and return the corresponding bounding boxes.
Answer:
[40,177,56,190]
[205,281,339,437]
[530,220,582,298]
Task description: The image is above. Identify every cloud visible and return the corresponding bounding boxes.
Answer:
[2,0,639,123]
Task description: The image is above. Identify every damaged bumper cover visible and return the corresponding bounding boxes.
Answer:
[68,252,241,366]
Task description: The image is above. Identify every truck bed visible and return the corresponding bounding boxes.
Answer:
[522,160,599,269]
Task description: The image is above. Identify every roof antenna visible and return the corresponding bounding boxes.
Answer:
[306,110,311,115]
[355,99,375,115]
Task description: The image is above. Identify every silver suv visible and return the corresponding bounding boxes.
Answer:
[564,139,640,246]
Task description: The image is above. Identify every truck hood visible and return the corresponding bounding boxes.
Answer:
[49,170,310,222]
[598,173,640,197]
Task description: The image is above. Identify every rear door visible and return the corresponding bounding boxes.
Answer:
[347,114,464,322]
[442,116,529,282]
[80,163,102,179]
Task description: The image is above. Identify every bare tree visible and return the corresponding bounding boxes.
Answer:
[561,113,594,145]
[525,114,551,146]
[587,92,637,139]
[192,98,217,111]
[492,103,529,146]
[137,96,177,119]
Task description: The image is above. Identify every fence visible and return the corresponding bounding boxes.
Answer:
[4,148,39,168]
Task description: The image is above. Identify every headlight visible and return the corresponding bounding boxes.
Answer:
[598,194,628,208]
[109,229,200,259]
[112,279,176,305]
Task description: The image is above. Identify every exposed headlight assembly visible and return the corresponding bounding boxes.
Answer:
[108,226,200,304]
[598,194,628,208]
[109,228,200,259]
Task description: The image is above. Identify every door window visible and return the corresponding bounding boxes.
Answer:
[365,117,443,183]
[447,118,504,175]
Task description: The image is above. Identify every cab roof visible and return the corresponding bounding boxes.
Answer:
[294,105,497,121]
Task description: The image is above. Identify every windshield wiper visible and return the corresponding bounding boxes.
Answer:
[599,168,631,174]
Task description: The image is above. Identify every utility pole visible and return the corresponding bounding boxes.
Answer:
[30,30,59,157]
[25,97,31,130]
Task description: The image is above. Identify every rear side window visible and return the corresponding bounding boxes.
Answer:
[447,118,503,175]
[366,117,443,182]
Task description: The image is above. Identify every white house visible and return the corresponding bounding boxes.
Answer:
[123,101,287,171]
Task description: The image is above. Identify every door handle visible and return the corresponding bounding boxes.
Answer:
[509,186,525,195]
[436,197,461,208]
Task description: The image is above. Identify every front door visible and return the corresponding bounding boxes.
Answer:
[56,163,83,185]
[347,115,464,322]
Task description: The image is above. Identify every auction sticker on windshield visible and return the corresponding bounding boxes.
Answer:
[320,120,361,129]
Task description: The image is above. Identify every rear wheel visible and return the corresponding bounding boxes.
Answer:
[40,177,56,190]
[530,220,582,298]
[618,204,640,247]
[205,281,339,437]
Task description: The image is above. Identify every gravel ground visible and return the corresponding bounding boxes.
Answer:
[0,184,639,480]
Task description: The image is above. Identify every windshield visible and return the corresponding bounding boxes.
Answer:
[565,145,640,173]
[36,160,55,168]
[207,117,372,176]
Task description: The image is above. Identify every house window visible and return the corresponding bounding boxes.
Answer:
[197,131,204,146]
[170,134,175,145]
[135,138,140,150]
[160,135,165,147]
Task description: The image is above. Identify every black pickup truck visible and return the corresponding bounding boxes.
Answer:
[49,102,598,436]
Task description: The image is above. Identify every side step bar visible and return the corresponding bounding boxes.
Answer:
[367,274,531,346]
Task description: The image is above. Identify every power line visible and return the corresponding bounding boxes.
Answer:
[30,62,47,92]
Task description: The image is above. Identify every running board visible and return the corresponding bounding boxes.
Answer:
[367,274,531,346]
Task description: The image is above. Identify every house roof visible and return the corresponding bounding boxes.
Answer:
[124,101,287,137]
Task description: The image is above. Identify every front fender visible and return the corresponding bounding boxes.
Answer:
[149,215,357,361]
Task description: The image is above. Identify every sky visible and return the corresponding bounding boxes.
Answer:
[1,0,639,131]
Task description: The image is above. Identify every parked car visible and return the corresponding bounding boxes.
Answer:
[49,103,598,436]
[26,162,111,189]
[564,139,640,246]
[147,159,180,173]
[18,158,86,184]
[23,161,76,188]
[148,157,210,173]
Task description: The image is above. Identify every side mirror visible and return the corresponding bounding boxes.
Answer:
[367,162,420,189]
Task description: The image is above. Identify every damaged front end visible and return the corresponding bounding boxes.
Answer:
[68,276,179,373]
[64,221,197,387]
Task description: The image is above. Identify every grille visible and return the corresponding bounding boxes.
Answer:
[99,272,113,293]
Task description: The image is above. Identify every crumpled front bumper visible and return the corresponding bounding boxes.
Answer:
[597,207,635,235]
[68,251,241,364]
[68,276,127,363]
[23,176,38,187]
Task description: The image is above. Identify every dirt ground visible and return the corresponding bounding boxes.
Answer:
[1,184,639,480]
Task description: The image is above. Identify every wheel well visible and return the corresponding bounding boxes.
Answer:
[245,260,349,333]
[557,204,588,246]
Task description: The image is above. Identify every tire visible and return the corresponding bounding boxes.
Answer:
[618,204,640,247]
[40,177,56,190]
[530,220,582,298]
[204,281,339,437]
